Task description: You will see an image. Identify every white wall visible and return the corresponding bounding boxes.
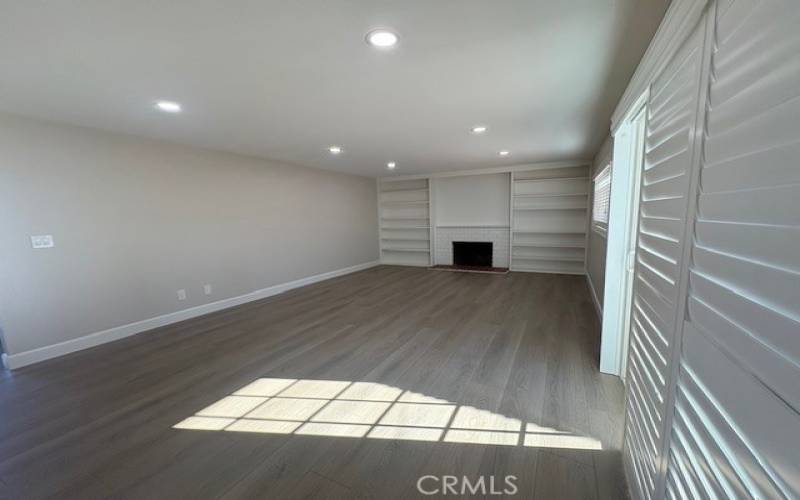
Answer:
[434,173,510,227]
[0,112,379,362]
[586,136,613,313]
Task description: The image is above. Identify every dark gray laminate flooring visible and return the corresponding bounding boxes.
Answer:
[0,266,627,499]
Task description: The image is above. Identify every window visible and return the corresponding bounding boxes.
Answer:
[592,163,611,235]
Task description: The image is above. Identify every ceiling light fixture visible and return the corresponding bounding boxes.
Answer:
[498,150,511,157]
[328,146,343,154]
[366,29,399,49]
[471,125,488,134]
[387,162,396,170]
[155,100,182,113]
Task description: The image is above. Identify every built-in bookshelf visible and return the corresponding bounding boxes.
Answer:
[510,166,589,274]
[378,178,431,267]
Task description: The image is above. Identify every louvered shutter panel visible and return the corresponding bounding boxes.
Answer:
[664,0,800,498]
[622,18,707,500]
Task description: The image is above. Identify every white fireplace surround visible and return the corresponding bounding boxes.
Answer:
[434,226,510,268]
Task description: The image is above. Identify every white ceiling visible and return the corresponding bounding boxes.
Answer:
[0,1,667,177]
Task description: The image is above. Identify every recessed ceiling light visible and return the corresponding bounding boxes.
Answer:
[155,100,181,113]
[498,150,511,157]
[328,146,343,154]
[366,29,399,49]
[387,162,396,170]
[471,125,488,134]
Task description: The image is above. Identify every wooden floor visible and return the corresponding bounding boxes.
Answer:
[0,266,627,499]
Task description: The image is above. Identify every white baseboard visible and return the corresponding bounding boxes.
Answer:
[2,260,380,370]
[586,274,603,320]
[509,268,586,275]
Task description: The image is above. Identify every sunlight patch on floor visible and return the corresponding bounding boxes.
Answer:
[174,378,603,450]
[225,418,300,434]
[174,416,235,431]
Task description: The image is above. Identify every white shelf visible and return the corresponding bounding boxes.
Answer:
[513,242,585,249]
[382,247,430,253]
[435,225,511,229]
[512,258,584,274]
[512,165,589,182]
[381,216,429,221]
[381,233,430,238]
[513,254,584,262]
[380,200,429,206]
[513,176,588,184]
[514,192,588,199]
[380,187,429,194]
[512,230,586,235]
[513,206,587,212]
[382,237,430,242]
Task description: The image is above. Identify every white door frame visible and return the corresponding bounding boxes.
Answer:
[600,91,649,376]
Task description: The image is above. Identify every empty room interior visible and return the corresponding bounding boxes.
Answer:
[1,0,798,498]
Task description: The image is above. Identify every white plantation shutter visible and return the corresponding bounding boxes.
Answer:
[592,164,612,233]
[623,16,708,500]
[663,0,800,498]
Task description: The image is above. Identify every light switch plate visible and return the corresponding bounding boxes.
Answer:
[31,235,55,249]
[203,284,213,295]
[177,289,187,301]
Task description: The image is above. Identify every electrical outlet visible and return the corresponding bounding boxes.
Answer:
[31,235,55,249]
[203,284,213,296]
[177,289,187,301]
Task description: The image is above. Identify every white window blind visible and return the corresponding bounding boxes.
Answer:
[592,163,611,234]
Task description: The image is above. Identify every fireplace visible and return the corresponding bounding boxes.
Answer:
[452,241,493,268]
